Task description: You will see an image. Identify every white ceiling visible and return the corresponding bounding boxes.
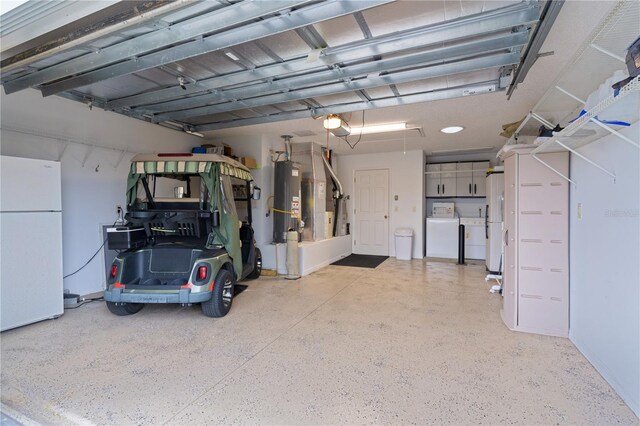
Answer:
[209,1,616,156]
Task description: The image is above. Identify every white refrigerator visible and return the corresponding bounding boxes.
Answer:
[485,171,504,274]
[1,156,64,331]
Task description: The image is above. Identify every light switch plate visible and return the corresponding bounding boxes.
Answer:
[577,202,582,219]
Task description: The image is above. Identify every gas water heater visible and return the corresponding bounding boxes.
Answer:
[273,160,301,243]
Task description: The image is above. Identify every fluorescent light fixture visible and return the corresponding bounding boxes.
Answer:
[350,122,408,135]
[440,126,464,134]
[224,51,240,61]
[186,130,204,138]
[323,114,342,130]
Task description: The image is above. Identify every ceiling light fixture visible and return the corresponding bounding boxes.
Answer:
[350,122,408,135]
[323,114,342,130]
[224,51,240,61]
[440,126,464,134]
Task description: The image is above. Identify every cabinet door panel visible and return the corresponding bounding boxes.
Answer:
[440,176,457,197]
[426,164,441,197]
[472,162,490,197]
[426,175,441,197]
[456,163,473,196]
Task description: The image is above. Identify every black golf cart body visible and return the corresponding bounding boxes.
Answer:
[104,153,261,317]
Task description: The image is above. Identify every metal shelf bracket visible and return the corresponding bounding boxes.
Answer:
[531,152,576,186]
[588,117,640,149]
[555,85,586,104]
[554,138,616,181]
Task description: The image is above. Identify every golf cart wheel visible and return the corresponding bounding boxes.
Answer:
[246,248,262,279]
[106,301,144,316]
[202,268,235,318]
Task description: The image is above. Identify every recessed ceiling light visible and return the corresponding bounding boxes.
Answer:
[440,126,464,134]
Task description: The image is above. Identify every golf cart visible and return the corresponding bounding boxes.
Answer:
[104,153,262,317]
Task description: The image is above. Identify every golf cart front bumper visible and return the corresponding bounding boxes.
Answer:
[104,287,212,304]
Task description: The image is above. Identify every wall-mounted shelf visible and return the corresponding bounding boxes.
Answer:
[500,1,640,185]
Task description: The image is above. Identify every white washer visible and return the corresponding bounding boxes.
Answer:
[426,217,460,259]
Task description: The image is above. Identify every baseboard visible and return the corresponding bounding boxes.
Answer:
[570,334,640,417]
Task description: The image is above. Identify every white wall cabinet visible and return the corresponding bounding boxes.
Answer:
[472,161,489,196]
[427,161,489,198]
[501,149,569,337]
[456,161,489,197]
[425,163,456,197]
[425,163,441,197]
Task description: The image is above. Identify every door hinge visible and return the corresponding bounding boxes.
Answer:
[354,240,356,245]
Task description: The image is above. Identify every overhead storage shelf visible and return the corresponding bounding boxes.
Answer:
[504,0,640,185]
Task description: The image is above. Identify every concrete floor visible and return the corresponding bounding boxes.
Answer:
[1,260,637,425]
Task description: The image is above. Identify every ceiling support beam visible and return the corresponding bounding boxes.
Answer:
[2,0,313,94]
[0,0,182,74]
[35,0,393,97]
[507,0,564,98]
[104,1,537,110]
[152,52,519,121]
[194,80,502,131]
[353,12,373,39]
[141,32,527,114]
[295,25,328,49]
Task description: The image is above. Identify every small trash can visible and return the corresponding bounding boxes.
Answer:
[394,228,413,260]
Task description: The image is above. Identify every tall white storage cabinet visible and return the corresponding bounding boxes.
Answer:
[501,149,569,337]
[1,156,64,331]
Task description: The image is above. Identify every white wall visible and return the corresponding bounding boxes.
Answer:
[0,89,199,296]
[213,134,285,247]
[569,122,639,416]
[337,149,424,258]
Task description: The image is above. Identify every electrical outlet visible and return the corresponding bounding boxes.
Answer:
[116,205,122,215]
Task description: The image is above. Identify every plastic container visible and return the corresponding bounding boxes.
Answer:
[394,228,413,260]
[599,69,639,126]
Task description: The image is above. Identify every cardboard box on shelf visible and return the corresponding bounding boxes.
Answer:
[205,146,224,155]
[240,156,257,169]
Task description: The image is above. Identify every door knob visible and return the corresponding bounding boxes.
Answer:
[384,215,388,219]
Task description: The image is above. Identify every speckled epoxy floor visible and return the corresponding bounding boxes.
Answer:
[1,260,637,425]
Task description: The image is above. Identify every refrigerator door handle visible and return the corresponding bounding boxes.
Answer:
[469,183,471,194]
[474,183,477,194]
[485,206,489,239]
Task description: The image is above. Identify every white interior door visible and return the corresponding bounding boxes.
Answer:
[354,169,389,256]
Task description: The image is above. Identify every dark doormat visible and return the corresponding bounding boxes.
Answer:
[331,254,388,268]
[234,284,248,296]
